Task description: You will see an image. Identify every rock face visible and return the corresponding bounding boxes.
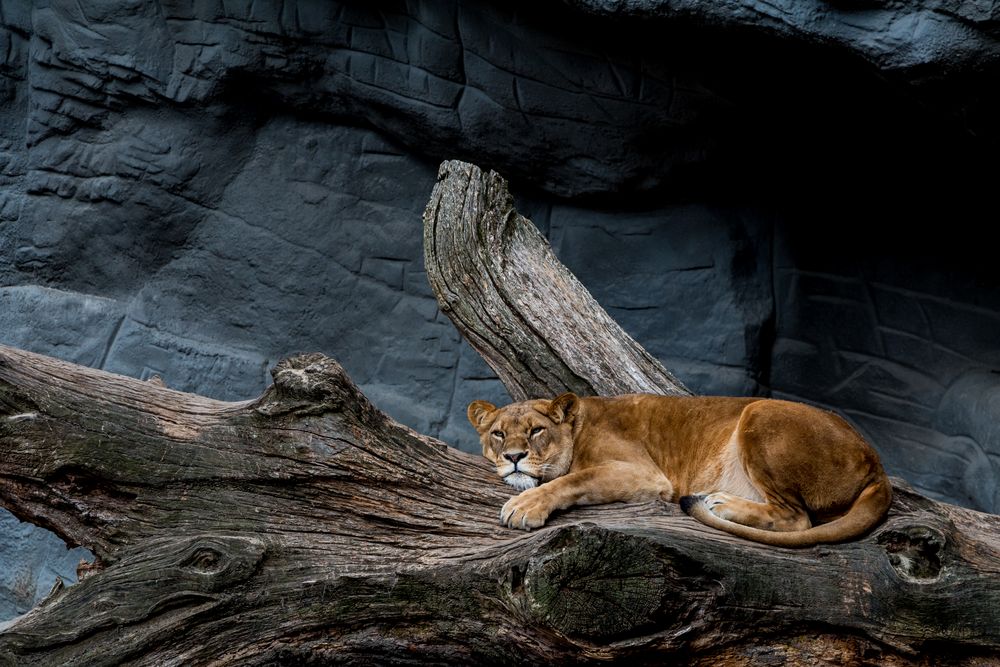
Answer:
[1,0,998,621]
[0,511,91,621]
[772,222,1000,513]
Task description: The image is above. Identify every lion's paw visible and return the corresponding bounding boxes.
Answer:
[703,492,740,521]
[500,488,552,530]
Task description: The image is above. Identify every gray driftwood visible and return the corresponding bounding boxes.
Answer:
[422,160,689,401]
[0,161,998,665]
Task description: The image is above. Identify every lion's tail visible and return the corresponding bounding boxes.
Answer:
[679,477,892,548]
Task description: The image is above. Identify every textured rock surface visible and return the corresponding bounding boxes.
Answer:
[569,0,1000,78]
[771,222,1000,511]
[534,200,772,397]
[1,0,998,622]
[0,512,90,621]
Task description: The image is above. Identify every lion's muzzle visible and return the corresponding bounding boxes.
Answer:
[503,471,539,491]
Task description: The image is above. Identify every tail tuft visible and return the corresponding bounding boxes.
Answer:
[679,494,705,515]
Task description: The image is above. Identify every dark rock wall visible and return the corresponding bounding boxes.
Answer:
[0,512,89,622]
[1,0,998,620]
[773,220,1000,513]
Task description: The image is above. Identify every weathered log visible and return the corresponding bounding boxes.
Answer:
[422,160,689,400]
[0,161,998,665]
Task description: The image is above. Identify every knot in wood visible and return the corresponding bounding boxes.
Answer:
[181,546,225,575]
[877,525,946,582]
[169,535,266,592]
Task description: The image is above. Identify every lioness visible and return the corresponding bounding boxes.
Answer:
[468,393,892,547]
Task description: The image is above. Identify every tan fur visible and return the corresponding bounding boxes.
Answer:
[467,393,892,547]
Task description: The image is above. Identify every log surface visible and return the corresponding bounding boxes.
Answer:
[423,159,690,401]
[0,161,998,665]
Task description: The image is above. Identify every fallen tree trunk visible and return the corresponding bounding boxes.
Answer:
[0,162,998,665]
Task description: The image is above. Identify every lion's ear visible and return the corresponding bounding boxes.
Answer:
[467,400,497,432]
[547,393,580,425]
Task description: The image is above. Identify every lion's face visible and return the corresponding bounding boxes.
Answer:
[467,393,579,491]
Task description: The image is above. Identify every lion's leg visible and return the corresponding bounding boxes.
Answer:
[500,461,672,530]
[701,492,811,531]
[699,403,817,532]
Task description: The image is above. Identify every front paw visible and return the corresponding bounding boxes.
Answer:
[500,487,552,530]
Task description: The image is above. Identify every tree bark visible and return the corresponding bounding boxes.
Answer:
[0,162,998,665]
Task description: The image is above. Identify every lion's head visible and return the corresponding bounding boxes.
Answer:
[466,393,580,491]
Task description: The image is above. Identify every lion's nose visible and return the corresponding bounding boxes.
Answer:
[504,450,528,464]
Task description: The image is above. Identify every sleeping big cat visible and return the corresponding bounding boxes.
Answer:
[467,393,891,547]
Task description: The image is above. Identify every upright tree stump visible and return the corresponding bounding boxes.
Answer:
[0,161,998,665]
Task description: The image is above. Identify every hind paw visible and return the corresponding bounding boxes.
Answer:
[703,492,740,520]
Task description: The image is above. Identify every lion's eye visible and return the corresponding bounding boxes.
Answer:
[491,430,504,439]
[530,427,544,437]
